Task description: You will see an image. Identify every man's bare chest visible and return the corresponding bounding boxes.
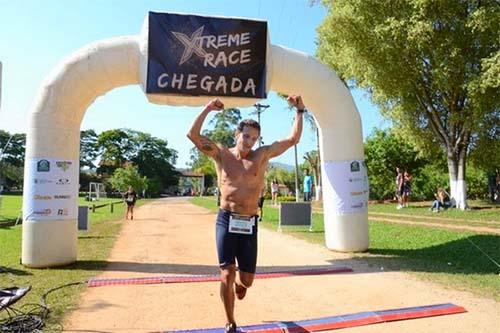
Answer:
[222,159,259,179]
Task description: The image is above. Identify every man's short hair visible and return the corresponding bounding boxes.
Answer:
[237,119,261,133]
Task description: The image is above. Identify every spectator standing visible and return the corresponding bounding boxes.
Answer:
[303,169,313,202]
[496,171,500,202]
[271,179,279,206]
[402,170,412,207]
[257,187,265,221]
[487,170,497,203]
[396,167,404,209]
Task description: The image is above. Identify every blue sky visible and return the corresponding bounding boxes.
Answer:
[0,0,387,168]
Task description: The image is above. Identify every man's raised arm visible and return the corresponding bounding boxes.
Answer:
[265,95,305,158]
[187,98,224,160]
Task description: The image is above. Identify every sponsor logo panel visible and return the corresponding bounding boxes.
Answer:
[55,161,72,172]
[33,208,52,216]
[34,195,52,200]
[37,159,50,172]
[56,178,70,185]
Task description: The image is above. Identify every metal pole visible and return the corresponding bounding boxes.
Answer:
[257,111,261,147]
[294,144,300,202]
[253,103,269,148]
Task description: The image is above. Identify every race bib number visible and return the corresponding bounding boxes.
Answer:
[229,214,255,235]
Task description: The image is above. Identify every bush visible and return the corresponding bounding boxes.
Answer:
[411,164,449,200]
[466,166,488,200]
[279,196,297,202]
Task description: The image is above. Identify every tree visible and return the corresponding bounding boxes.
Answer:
[303,150,321,200]
[96,129,179,192]
[364,128,427,200]
[80,129,99,170]
[0,130,26,189]
[265,165,296,196]
[277,93,322,200]
[129,131,180,192]
[96,129,134,175]
[189,108,242,186]
[108,165,148,194]
[0,131,25,167]
[317,0,499,209]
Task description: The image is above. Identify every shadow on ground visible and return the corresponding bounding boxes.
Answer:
[328,234,500,276]
[60,261,357,276]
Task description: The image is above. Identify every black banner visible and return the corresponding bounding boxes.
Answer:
[146,12,267,98]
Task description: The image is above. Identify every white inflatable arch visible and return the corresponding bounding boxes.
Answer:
[22,17,369,267]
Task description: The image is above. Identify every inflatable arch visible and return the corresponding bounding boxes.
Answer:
[22,14,369,267]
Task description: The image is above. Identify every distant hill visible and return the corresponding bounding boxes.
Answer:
[269,161,295,172]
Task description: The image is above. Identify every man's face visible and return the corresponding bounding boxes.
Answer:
[235,126,260,154]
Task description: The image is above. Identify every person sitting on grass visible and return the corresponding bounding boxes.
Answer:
[430,188,451,212]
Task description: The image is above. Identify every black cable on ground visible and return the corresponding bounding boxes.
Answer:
[0,281,86,333]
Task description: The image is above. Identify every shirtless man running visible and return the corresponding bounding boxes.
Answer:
[187,96,305,332]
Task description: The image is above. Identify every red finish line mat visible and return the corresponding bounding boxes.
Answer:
[87,266,352,287]
[158,303,466,333]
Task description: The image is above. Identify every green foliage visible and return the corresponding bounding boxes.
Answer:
[466,164,488,200]
[0,130,26,189]
[0,130,25,167]
[97,129,132,174]
[130,131,179,192]
[265,165,296,194]
[96,129,179,191]
[145,176,163,195]
[208,108,241,147]
[364,128,427,199]
[80,129,99,170]
[317,0,499,193]
[0,198,150,329]
[468,108,500,171]
[278,195,297,202]
[364,128,490,200]
[108,165,148,193]
[302,150,321,188]
[411,163,450,200]
[189,108,242,183]
[191,197,500,300]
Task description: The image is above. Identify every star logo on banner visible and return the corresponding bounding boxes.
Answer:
[171,26,208,65]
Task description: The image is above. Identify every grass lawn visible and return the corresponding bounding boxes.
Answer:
[0,194,124,223]
[0,196,151,331]
[191,196,500,301]
[367,200,500,222]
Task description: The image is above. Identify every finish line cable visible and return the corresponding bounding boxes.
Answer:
[0,281,86,333]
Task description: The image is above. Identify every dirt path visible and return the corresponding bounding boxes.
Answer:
[63,198,499,332]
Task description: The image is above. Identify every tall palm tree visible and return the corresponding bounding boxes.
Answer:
[277,93,323,201]
[303,113,322,200]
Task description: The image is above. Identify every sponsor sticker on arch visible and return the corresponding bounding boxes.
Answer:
[146,12,267,98]
[24,158,79,221]
[323,160,369,215]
